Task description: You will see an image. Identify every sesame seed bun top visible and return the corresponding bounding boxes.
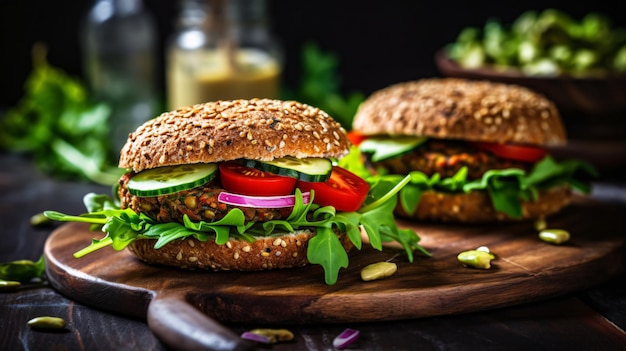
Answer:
[119,99,350,172]
[352,78,567,146]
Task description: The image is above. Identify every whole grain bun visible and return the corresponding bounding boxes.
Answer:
[352,78,573,222]
[119,99,350,172]
[395,186,572,223]
[352,78,567,146]
[127,229,354,271]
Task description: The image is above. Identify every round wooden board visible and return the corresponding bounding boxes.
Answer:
[44,195,626,325]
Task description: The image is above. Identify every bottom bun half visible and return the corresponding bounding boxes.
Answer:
[127,229,353,271]
[395,186,572,223]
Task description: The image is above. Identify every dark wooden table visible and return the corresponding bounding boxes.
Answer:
[2,152,626,351]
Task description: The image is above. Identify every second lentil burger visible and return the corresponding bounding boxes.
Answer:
[47,99,428,285]
[350,78,596,223]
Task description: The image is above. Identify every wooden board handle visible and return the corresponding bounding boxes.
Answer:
[147,294,258,351]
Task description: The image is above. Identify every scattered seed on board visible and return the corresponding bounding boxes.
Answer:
[27,316,66,331]
[534,218,547,231]
[30,212,52,227]
[248,328,294,343]
[0,280,21,292]
[539,229,570,244]
[457,247,495,269]
[360,262,398,281]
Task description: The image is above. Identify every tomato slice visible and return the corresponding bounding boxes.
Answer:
[346,130,367,146]
[471,142,548,163]
[297,166,370,212]
[219,162,296,196]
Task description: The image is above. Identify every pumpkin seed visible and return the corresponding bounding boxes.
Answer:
[27,316,66,331]
[457,249,495,269]
[249,328,294,343]
[30,212,52,227]
[539,229,570,244]
[534,217,547,231]
[360,261,398,281]
[0,280,21,292]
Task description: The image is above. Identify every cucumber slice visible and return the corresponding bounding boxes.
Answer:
[128,163,218,197]
[359,136,428,161]
[244,157,333,182]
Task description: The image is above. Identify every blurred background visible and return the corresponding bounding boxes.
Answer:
[1,0,625,183]
[2,0,624,107]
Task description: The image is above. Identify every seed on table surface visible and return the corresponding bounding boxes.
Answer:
[0,280,21,292]
[27,316,66,331]
[476,246,491,253]
[457,249,495,269]
[248,328,294,343]
[30,212,51,227]
[539,229,570,244]
[534,218,547,231]
[360,261,398,281]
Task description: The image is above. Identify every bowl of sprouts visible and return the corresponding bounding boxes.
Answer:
[436,9,626,139]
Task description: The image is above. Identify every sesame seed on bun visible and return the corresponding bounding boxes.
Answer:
[352,78,567,146]
[127,229,354,271]
[119,99,351,172]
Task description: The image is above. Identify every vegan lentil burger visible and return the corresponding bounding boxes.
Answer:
[46,99,427,285]
[349,78,596,223]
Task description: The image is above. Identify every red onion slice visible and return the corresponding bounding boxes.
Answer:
[333,328,360,349]
[240,331,272,344]
[218,191,310,208]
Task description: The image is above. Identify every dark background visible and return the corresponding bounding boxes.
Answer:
[1,0,625,109]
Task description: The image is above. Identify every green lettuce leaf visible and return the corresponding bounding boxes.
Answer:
[397,156,597,219]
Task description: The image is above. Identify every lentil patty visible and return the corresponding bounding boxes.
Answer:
[118,173,293,224]
[373,139,531,180]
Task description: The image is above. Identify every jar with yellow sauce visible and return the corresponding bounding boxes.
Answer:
[167,0,282,110]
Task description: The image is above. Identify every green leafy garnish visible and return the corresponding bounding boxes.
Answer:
[45,174,429,285]
[359,136,428,162]
[0,44,122,185]
[394,156,597,219]
[446,9,626,76]
[0,256,46,284]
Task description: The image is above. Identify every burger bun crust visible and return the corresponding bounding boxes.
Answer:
[127,229,354,271]
[119,99,350,172]
[352,78,567,147]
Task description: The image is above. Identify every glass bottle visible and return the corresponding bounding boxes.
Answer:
[166,0,282,110]
[81,0,159,152]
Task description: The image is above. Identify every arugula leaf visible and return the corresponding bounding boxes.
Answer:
[464,168,529,217]
[104,216,146,250]
[523,156,599,193]
[333,211,363,250]
[395,156,597,219]
[182,211,252,245]
[307,227,350,285]
[45,170,430,285]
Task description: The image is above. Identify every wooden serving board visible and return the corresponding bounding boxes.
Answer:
[44,195,626,350]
